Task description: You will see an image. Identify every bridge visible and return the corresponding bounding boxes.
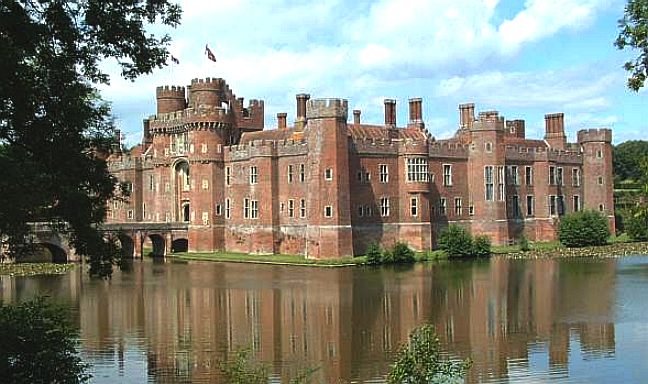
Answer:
[24,222,189,262]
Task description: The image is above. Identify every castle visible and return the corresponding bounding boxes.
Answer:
[106,77,614,258]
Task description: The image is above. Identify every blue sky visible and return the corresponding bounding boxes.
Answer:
[100,0,647,146]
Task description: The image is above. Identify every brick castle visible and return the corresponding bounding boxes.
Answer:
[106,77,614,258]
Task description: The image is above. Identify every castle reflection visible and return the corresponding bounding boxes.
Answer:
[0,257,617,383]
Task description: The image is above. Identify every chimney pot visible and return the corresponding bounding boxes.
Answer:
[384,99,396,127]
[277,112,287,129]
[353,109,361,125]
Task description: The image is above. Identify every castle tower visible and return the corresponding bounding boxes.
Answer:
[156,85,186,114]
[304,99,353,258]
[468,110,509,243]
[578,129,615,232]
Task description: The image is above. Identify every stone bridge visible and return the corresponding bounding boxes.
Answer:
[24,222,189,262]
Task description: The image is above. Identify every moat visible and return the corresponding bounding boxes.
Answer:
[2,256,648,383]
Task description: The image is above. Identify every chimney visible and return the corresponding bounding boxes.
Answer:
[113,129,122,154]
[459,103,475,129]
[384,99,396,127]
[353,109,361,125]
[295,93,310,131]
[408,98,424,129]
[277,112,287,129]
[544,113,566,149]
[142,119,152,146]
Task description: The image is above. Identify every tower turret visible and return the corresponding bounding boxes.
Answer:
[156,85,186,114]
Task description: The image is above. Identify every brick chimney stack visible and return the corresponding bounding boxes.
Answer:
[384,99,396,127]
[459,103,475,129]
[277,112,287,129]
[353,109,361,125]
[544,112,566,149]
[295,93,310,131]
[142,119,152,146]
[408,98,424,129]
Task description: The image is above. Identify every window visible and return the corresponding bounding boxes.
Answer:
[573,195,581,212]
[572,168,581,187]
[549,166,556,185]
[357,168,370,183]
[599,204,605,212]
[526,195,535,216]
[225,199,231,219]
[202,179,209,190]
[201,143,208,153]
[557,167,564,186]
[299,164,305,182]
[525,166,533,186]
[300,199,306,218]
[226,166,231,186]
[454,197,462,216]
[325,168,333,181]
[557,195,565,216]
[380,197,390,217]
[596,149,603,158]
[288,199,295,218]
[149,175,155,191]
[215,204,222,216]
[250,166,258,184]
[407,158,429,182]
[549,195,557,216]
[509,166,519,185]
[325,205,333,218]
[358,205,364,217]
[498,166,505,201]
[288,165,294,183]
[410,197,418,216]
[484,166,494,201]
[439,198,447,215]
[251,200,259,219]
[379,164,389,183]
[202,211,209,225]
[469,205,475,216]
[443,164,452,186]
[485,142,493,152]
[598,176,604,185]
[510,195,520,217]
[142,203,146,220]
[127,209,134,219]
[243,198,250,219]
[164,182,170,193]
[365,205,373,217]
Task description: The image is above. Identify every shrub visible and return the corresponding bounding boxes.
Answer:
[365,242,383,265]
[626,209,648,241]
[391,242,415,264]
[0,298,90,383]
[387,324,471,384]
[472,235,492,257]
[558,210,611,247]
[219,349,268,384]
[519,235,531,252]
[438,225,474,258]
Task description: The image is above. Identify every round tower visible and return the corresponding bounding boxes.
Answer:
[156,86,186,114]
[189,77,222,108]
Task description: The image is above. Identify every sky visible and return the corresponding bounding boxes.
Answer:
[99,0,647,146]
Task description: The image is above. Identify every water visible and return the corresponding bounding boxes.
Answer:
[2,256,648,383]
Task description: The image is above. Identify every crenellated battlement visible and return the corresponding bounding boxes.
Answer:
[429,141,470,159]
[189,77,225,90]
[306,98,348,120]
[156,85,186,98]
[577,128,612,144]
[504,145,582,163]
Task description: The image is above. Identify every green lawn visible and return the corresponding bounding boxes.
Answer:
[168,251,367,267]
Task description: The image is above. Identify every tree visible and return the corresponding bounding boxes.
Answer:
[0,1,181,276]
[616,0,648,91]
[472,235,492,258]
[0,298,90,383]
[558,210,611,248]
[387,324,471,384]
[365,242,383,265]
[613,140,648,183]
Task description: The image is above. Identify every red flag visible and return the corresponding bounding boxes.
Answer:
[170,55,179,64]
[205,45,216,62]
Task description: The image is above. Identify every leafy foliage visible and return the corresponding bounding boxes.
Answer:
[472,235,492,258]
[392,241,416,263]
[519,234,531,252]
[0,297,89,383]
[0,1,181,277]
[613,141,648,182]
[366,242,383,265]
[558,210,611,248]
[387,324,471,384]
[616,0,648,91]
[219,349,268,384]
[627,206,648,241]
[438,225,475,258]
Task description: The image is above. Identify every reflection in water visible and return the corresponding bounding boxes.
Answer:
[0,256,637,383]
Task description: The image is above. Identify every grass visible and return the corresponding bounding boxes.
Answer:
[167,251,367,267]
[0,263,76,276]
[491,241,562,254]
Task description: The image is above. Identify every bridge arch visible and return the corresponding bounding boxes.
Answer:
[116,234,135,259]
[171,238,188,253]
[39,242,68,263]
[148,234,166,257]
